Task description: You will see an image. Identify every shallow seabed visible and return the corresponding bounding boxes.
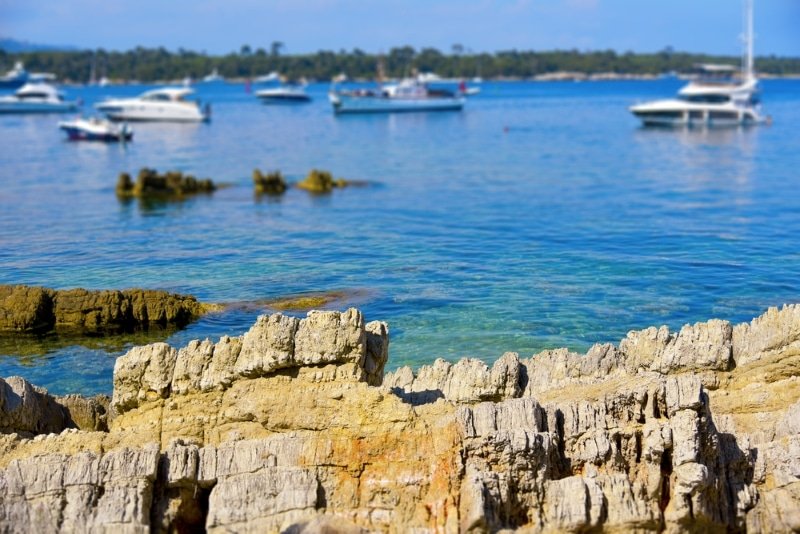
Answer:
[1,79,799,395]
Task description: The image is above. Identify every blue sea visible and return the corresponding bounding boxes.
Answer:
[1,79,799,396]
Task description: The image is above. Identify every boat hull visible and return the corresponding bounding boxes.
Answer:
[330,93,464,114]
[59,125,132,142]
[256,93,311,104]
[630,98,762,128]
[95,103,208,122]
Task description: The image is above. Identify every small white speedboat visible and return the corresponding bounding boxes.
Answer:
[95,87,210,122]
[255,85,311,103]
[59,117,133,142]
[0,83,79,113]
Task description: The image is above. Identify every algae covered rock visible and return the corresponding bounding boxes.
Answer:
[117,168,216,198]
[0,285,207,334]
[296,169,350,193]
[0,285,54,332]
[252,169,287,195]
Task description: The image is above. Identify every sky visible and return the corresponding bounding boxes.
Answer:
[0,0,798,56]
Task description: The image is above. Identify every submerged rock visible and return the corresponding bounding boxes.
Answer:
[116,168,216,198]
[252,169,288,195]
[263,291,350,311]
[0,306,799,532]
[0,285,208,334]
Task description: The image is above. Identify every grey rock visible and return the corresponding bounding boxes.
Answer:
[112,342,177,414]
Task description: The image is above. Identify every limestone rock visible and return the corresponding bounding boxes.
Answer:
[55,393,110,432]
[112,342,177,413]
[1,305,800,533]
[733,304,800,366]
[384,351,521,405]
[294,308,366,367]
[364,320,389,386]
[0,377,71,436]
[235,313,299,376]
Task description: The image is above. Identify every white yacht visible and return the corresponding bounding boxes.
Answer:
[0,83,79,113]
[329,78,464,114]
[95,87,210,122]
[631,0,764,127]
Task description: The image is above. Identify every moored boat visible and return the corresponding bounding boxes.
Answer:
[329,78,464,114]
[0,83,79,113]
[630,0,764,127]
[59,117,133,142]
[255,85,311,103]
[95,87,210,122]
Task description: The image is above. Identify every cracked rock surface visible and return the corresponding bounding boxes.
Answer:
[1,306,799,532]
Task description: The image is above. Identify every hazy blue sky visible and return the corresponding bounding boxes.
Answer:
[1,0,798,56]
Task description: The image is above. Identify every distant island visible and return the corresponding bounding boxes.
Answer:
[1,44,799,83]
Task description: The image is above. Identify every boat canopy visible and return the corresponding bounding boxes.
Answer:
[694,63,739,73]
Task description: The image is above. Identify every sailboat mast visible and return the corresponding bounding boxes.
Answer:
[744,0,754,81]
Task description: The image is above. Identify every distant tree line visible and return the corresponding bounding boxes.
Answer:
[1,45,798,83]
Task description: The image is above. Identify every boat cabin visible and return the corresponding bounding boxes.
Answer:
[15,83,64,101]
[139,88,195,102]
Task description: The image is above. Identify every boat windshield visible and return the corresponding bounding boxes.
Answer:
[18,92,53,100]
[142,93,176,102]
[680,94,731,104]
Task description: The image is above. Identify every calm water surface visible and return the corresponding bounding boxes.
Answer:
[1,79,799,395]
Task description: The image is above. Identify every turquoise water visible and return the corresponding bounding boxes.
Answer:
[1,79,799,395]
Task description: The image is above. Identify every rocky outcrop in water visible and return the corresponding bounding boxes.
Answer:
[0,305,798,532]
[116,168,216,198]
[0,285,208,334]
[296,169,351,193]
[252,169,288,195]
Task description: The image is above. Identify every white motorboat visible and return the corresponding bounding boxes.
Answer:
[59,117,133,142]
[0,83,79,113]
[630,0,764,127]
[256,85,311,103]
[329,78,464,114]
[95,87,210,122]
[201,69,225,83]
